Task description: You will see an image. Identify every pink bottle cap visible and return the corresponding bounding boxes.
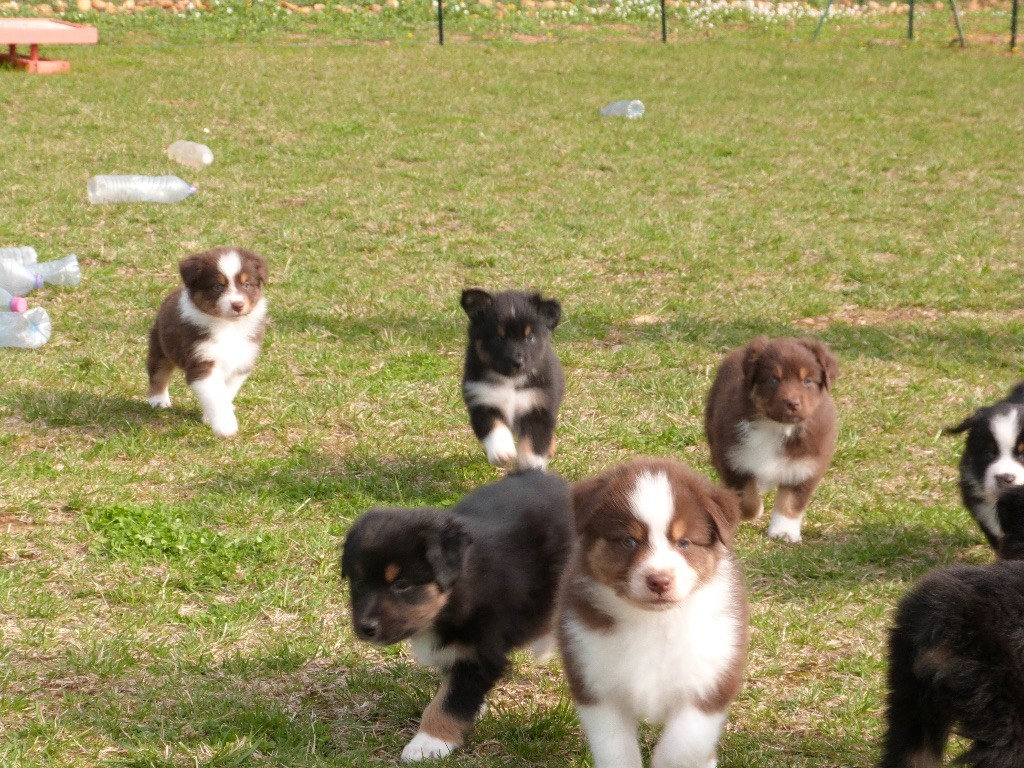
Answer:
[10,296,27,313]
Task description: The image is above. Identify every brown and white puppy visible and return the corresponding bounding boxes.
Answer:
[557,459,748,768]
[146,247,268,438]
[704,336,839,543]
[341,469,574,762]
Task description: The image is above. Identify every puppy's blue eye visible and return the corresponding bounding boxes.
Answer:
[675,539,690,550]
[212,284,225,294]
[391,579,412,594]
[621,536,639,551]
[767,375,780,386]
[803,378,814,387]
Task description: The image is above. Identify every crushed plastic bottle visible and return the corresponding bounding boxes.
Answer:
[0,287,27,313]
[600,99,645,119]
[166,140,214,170]
[0,306,51,348]
[0,254,81,296]
[0,246,38,265]
[87,175,197,204]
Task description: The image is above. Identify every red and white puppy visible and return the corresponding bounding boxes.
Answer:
[558,459,748,768]
[147,247,268,438]
[704,336,839,543]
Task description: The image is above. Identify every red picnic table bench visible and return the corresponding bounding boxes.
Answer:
[0,18,98,74]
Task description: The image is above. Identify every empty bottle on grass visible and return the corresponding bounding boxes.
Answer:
[0,246,38,265]
[87,175,197,204]
[0,306,51,349]
[0,254,81,296]
[600,99,645,119]
[166,140,214,170]
[0,286,27,313]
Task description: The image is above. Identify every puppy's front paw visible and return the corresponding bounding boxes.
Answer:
[482,425,517,467]
[401,732,457,762]
[516,452,549,472]
[209,412,239,439]
[148,393,171,409]
[766,511,802,543]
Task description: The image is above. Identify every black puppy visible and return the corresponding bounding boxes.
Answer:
[340,469,574,762]
[460,288,565,471]
[946,381,1024,549]
[879,485,1024,768]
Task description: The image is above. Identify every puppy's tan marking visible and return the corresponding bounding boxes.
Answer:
[773,486,803,520]
[739,477,763,520]
[384,563,401,583]
[420,677,471,745]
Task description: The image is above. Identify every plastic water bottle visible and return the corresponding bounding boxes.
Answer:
[600,99,645,119]
[0,254,81,296]
[0,246,38,265]
[166,140,214,170]
[87,175,197,204]
[0,306,51,348]
[0,287,27,313]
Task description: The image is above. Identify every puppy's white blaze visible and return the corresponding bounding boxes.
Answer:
[576,703,644,768]
[567,560,742,723]
[766,511,803,543]
[626,472,696,603]
[463,377,543,427]
[190,374,238,438]
[983,410,1024,501]
[179,292,267,376]
[482,423,517,466]
[651,707,727,768]
[727,419,819,489]
[400,732,456,763]
[215,250,247,316]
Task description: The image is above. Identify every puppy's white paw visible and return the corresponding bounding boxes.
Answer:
[401,732,457,762]
[482,424,517,467]
[766,511,803,543]
[148,392,171,409]
[209,412,239,439]
[528,633,556,664]
[516,452,549,472]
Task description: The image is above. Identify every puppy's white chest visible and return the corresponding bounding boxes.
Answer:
[463,376,543,426]
[567,567,742,722]
[195,327,260,375]
[727,419,818,488]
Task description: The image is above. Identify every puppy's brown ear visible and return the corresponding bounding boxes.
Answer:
[530,294,562,330]
[571,474,609,533]
[461,289,493,321]
[425,515,470,592]
[741,336,770,392]
[799,338,839,390]
[340,516,366,581]
[706,484,742,548]
[245,251,269,285]
[178,255,205,289]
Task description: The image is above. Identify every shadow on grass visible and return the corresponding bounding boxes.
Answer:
[3,385,200,434]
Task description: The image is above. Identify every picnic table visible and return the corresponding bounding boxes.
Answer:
[0,18,98,74]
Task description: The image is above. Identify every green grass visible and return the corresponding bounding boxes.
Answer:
[3,8,1024,767]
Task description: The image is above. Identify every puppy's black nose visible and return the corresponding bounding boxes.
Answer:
[509,354,525,371]
[784,398,801,414]
[995,473,1019,489]
[230,301,245,314]
[358,619,380,639]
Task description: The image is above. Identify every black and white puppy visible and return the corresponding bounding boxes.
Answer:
[460,288,565,471]
[340,469,574,762]
[879,486,1024,768]
[147,247,268,438]
[946,382,1024,549]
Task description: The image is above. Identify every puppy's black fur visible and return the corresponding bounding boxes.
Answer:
[460,288,565,471]
[341,469,574,761]
[879,486,1024,768]
[946,381,1024,549]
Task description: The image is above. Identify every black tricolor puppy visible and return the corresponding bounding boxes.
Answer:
[460,288,565,471]
[946,381,1024,550]
[879,487,1024,768]
[340,469,574,762]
